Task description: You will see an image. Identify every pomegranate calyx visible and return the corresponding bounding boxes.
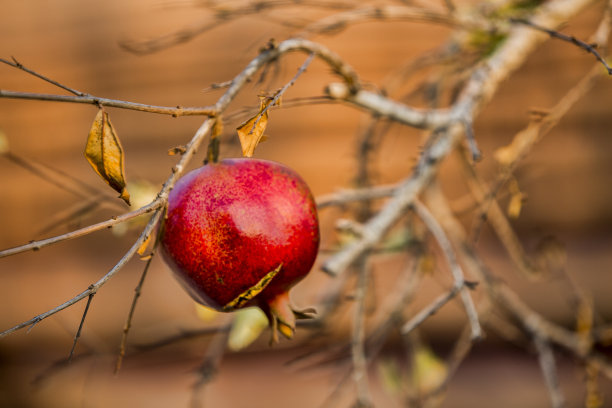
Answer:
[261,290,316,344]
[222,264,282,312]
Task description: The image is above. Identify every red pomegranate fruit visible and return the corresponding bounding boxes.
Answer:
[160,158,319,342]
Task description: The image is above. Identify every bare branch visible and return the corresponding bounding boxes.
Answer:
[0,89,217,117]
[510,17,612,74]
[316,184,397,209]
[401,283,465,335]
[115,251,156,373]
[0,118,215,338]
[298,4,462,37]
[534,335,566,408]
[321,127,460,277]
[351,259,373,408]
[68,291,95,362]
[120,0,353,55]
[411,200,482,340]
[1,57,85,96]
[0,198,163,259]
[322,0,596,278]
[0,209,163,338]
[247,52,315,136]
[191,325,231,408]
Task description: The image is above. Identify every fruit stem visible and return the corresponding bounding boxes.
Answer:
[260,291,296,344]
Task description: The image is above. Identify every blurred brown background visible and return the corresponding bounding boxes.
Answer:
[1,1,612,407]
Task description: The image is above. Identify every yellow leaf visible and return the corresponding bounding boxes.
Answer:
[507,179,525,219]
[576,297,593,339]
[412,344,448,395]
[137,235,152,256]
[167,145,186,156]
[236,97,272,157]
[85,110,130,205]
[228,307,269,351]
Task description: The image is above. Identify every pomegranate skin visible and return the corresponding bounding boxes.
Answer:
[160,158,319,312]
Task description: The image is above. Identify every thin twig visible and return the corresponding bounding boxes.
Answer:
[322,127,461,277]
[134,325,232,351]
[462,119,481,162]
[322,0,594,277]
[115,251,157,374]
[0,198,163,259]
[351,258,373,408]
[248,52,315,135]
[298,4,462,37]
[68,291,95,362]
[0,118,214,338]
[316,184,397,209]
[4,152,101,201]
[2,57,85,96]
[120,0,353,55]
[0,208,163,338]
[0,89,217,116]
[412,200,481,340]
[534,335,566,408]
[191,325,231,408]
[510,17,612,74]
[401,283,465,334]
[464,61,606,278]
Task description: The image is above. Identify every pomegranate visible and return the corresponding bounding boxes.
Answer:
[160,158,319,342]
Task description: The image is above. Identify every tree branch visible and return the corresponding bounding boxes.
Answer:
[411,200,482,340]
[0,118,215,338]
[510,17,612,74]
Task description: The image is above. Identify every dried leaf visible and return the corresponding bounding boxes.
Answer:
[137,235,152,256]
[506,179,525,219]
[228,307,269,351]
[167,145,186,156]
[236,97,272,157]
[85,110,130,204]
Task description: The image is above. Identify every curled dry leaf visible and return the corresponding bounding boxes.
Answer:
[236,97,273,157]
[506,179,525,219]
[85,109,131,205]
